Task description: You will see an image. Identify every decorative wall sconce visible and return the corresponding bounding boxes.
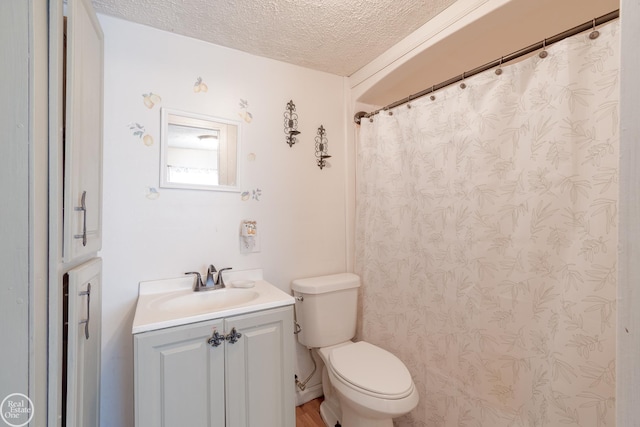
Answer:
[284,100,300,147]
[315,125,331,170]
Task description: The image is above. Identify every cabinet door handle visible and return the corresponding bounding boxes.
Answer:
[207,330,225,347]
[73,191,87,246]
[226,327,242,344]
[207,328,243,347]
[78,282,91,340]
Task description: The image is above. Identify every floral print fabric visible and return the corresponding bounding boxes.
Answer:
[355,21,619,427]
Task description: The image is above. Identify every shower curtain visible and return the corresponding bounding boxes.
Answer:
[355,21,619,427]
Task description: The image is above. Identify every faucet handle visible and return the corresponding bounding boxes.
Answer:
[185,271,203,289]
[216,267,232,287]
[206,265,217,287]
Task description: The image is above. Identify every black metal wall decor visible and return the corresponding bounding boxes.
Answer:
[284,100,300,147]
[315,125,331,170]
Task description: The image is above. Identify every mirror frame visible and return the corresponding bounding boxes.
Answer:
[160,108,242,192]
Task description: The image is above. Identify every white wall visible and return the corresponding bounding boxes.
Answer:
[617,0,640,423]
[99,15,347,427]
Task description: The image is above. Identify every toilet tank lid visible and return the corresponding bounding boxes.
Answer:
[291,273,360,294]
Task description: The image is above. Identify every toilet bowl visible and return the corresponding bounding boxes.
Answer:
[291,273,419,427]
[318,341,418,427]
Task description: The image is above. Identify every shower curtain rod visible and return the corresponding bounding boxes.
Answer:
[354,9,620,125]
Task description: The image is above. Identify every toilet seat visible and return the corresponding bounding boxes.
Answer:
[327,341,414,399]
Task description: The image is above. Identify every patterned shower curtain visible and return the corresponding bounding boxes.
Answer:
[355,21,619,427]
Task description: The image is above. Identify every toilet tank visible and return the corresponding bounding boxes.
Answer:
[291,273,360,348]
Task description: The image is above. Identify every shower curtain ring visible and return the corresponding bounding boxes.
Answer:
[460,72,467,89]
[589,18,600,39]
[495,57,503,75]
[430,85,436,101]
[539,39,548,58]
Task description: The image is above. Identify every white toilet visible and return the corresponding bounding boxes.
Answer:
[292,273,418,427]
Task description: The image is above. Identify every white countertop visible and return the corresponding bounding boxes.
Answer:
[132,269,294,334]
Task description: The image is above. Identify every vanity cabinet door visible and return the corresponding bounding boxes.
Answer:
[63,0,104,262]
[134,319,226,427]
[225,306,295,427]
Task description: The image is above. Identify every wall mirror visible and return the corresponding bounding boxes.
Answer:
[160,108,241,192]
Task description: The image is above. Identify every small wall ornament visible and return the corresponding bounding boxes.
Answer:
[142,92,161,109]
[284,100,300,147]
[193,77,208,93]
[239,99,253,123]
[315,125,331,170]
[128,122,154,146]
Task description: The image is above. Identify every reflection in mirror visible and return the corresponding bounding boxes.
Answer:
[160,108,240,191]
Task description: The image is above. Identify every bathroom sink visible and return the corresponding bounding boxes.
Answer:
[148,288,260,315]
[132,270,295,333]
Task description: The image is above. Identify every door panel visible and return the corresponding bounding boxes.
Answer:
[134,319,226,427]
[66,257,102,427]
[0,0,30,416]
[225,307,295,427]
[63,0,104,262]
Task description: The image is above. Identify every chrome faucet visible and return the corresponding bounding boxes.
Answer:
[186,265,232,292]
[205,264,217,288]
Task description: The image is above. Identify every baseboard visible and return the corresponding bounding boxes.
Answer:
[295,383,323,406]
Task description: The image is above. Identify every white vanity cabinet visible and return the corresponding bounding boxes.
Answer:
[134,306,295,427]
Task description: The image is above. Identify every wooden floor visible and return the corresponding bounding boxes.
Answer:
[296,397,325,427]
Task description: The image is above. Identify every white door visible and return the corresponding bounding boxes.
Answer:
[66,257,102,427]
[0,0,31,420]
[63,0,104,262]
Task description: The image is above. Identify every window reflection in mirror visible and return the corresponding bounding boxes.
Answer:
[160,109,240,191]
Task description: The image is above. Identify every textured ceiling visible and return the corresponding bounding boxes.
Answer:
[92,0,458,76]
